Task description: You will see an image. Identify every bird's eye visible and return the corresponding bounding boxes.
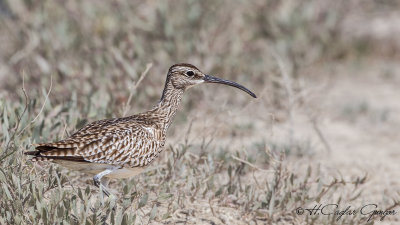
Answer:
[186,71,194,76]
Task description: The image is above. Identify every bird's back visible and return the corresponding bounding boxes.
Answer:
[26,114,166,170]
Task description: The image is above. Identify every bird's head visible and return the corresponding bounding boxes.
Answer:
[167,63,257,98]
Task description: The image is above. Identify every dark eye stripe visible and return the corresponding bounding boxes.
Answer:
[186,71,194,76]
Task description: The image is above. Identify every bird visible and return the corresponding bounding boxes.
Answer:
[25,63,257,196]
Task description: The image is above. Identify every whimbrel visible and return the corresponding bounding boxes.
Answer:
[25,64,256,196]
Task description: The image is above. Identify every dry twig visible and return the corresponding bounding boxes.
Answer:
[122,63,153,116]
[0,72,29,161]
[231,155,274,173]
[18,75,53,137]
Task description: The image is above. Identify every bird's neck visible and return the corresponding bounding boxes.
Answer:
[151,81,184,131]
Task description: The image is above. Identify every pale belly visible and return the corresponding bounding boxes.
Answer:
[54,160,146,179]
[105,167,145,179]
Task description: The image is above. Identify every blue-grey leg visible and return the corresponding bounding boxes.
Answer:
[93,169,114,197]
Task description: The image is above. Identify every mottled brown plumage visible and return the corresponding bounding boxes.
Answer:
[25,63,256,196]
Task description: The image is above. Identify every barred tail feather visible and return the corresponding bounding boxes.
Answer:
[30,155,86,162]
[25,145,86,162]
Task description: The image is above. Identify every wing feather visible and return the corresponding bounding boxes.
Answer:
[26,117,164,167]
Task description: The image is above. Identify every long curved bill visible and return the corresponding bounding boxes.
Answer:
[204,75,257,98]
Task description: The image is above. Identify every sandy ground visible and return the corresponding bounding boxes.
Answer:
[165,58,400,224]
[279,59,399,224]
[313,59,400,200]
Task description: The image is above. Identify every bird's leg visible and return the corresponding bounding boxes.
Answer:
[93,169,114,197]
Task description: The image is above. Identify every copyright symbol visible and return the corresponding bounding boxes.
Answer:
[296,207,304,215]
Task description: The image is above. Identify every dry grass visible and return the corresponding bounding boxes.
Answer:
[1,0,400,224]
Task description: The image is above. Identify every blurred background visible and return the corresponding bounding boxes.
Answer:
[0,0,399,224]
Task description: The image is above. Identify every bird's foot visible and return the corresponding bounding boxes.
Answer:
[93,175,110,197]
[93,176,101,187]
[99,185,110,197]
[93,169,117,198]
